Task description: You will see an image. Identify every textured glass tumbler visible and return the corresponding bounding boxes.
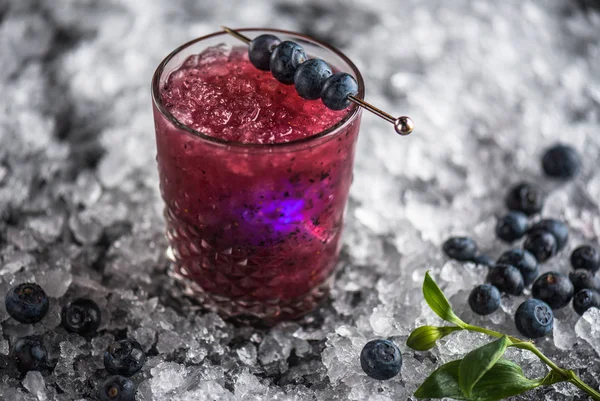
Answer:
[151,29,364,323]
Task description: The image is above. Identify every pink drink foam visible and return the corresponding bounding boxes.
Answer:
[160,44,348,144]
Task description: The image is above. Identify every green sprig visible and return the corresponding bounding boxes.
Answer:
[408,272,600,401]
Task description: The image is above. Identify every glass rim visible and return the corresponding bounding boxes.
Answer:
[151,28,365,149]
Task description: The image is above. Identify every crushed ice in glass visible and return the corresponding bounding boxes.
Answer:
[0,0,599,400]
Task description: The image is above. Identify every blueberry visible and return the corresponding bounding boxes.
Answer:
[573,289,600,316]
[468,284,501,315]
[571,245,600,273]
[248,34,281,71]
[321,72,359,110]
[360,339,402,380]
[514,299,553,339]
[532,272,574,309]
[294,59,332,100]
[542,144,581,179]
[62,298,102,335]
[487,264,524,295]
[505,182,545,216]
[12,336,48,374]
[495,212,529,242]
[270,41,307,84]
[442,236,478,262]
[5,283,49,324]
[569,269,600,293]
[98,375,136,401]
[104,340,145,377]
[529,219,569,251]
[496,249,539,286]
[473,254,494,267]
[523,230,557,262]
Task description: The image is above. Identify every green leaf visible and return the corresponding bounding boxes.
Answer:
[407,325,463,351]
[423,272,466,327]
[459,336,511,397]
[414,360,466,400]
[415,358,543,401]
[468,359,542,401]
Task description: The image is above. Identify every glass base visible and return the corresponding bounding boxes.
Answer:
[168,254,333,324]
[163,204,338,324]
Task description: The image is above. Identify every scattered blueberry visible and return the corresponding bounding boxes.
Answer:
[514,299,554,339]
[569,269,600,293]
[523,230,557,262]
[321,72,359,110]
[442,236,478,262]
[104,340,146,377]
[529,219,569,251]
[542,144,581,179]
[532,272,574,309]
[270,41,307,84]
[495,211,529,242]
[573,289,600,316]
[98,375,136,401]
[12,336,48,374]
[294,59,332,100]
[5,283,49,324]
[248,34,281,71]
[62,298,102,335]
[505,182,544,216]
[571,245,600,273]
[473,254,494,267]
[487,264,524,295]
[468,284,501,315]
[496,249,539,286]
[360,339,402,380]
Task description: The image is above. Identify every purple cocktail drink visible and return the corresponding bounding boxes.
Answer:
[152,29,363,322]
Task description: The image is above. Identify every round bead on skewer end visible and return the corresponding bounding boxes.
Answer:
[395,116,414,136]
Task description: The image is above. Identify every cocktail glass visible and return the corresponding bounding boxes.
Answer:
[151,28,364,323]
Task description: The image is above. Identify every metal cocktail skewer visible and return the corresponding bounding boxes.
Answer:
[222,26,414,136]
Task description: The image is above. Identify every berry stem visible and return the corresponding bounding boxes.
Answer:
[567,371,600,401]
[464,324,600,400]
[463,323,520,344]
[511,342,566,377]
